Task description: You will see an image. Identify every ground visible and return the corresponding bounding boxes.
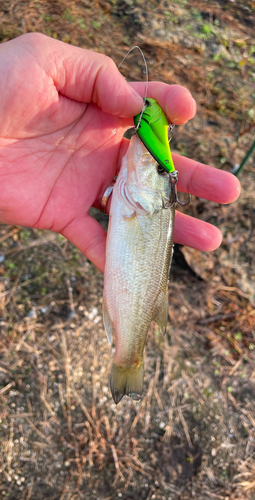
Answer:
[0,0,255,499]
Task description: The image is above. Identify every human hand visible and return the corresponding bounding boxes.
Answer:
[0,33,240,272]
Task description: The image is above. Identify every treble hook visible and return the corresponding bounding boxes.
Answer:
[163,170,191,209]
[168,122,175,137]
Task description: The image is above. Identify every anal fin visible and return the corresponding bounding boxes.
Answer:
[154,287,169,335]
[103,298,113,345]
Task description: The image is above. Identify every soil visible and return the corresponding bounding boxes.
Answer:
[0,1,255,499]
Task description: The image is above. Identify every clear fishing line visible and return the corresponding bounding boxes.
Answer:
[118,45,149,102]
[118,46,149,130]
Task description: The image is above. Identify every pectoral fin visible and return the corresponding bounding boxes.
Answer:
[103,298,113,345]
[154,287,169,335]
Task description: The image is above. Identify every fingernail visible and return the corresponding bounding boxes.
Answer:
[191,96,197,115]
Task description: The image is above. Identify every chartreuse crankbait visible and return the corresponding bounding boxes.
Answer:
[134,98,175,174]
[134,98,190,208]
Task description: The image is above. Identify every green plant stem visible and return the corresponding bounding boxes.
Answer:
[234,139,255,177]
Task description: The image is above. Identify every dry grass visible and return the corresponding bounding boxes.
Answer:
[0,0,255,498]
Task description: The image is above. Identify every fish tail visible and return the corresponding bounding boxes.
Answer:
[110,362,144,404]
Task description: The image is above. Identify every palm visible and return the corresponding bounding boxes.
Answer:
[1,103,127,231]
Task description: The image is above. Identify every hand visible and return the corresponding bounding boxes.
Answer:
[0,33,240,272]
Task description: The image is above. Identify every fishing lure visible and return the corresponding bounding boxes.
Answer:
[120,46,179,178]
[119,47,190,205]
[134,98,175,174]
[134,98,190,207]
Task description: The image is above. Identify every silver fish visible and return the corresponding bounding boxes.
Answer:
[103,135,175,404]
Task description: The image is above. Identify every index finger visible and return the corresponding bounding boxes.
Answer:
[129,82,196,125]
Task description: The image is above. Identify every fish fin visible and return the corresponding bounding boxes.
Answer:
[168,244,174,280]
[154,288,169,335]
[110,363,144,404]
[103,298,113,345]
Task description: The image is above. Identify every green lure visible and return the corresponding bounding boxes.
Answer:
[134,98,175,173]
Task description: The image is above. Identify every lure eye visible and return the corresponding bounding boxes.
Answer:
[156,164,168,176]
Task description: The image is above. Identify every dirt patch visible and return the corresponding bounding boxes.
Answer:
[0,0,255,499]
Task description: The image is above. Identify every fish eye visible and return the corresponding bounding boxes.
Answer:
[156,164,168,176]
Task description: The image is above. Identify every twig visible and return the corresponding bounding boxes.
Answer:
[154,386,163,410]
[111,444,125,485]
[25,478,34,500]
[198,312,237,325]
[0,227,19,244]
[7,418,14,480]
[215,328,243,355]
[3,234,57,256]
[58,383,67,419]
[229,357,243,376]
[25,417,52,445]
[103,415,112,441]
[178,408,193,449]
[32,441,51,449]
[8,413,33,418]
[123,454,154,474]
[72,387,96,430]
[0,273,48,298]
[0,365,8,373]
[240,122,255,137]
[66,277,75,314]
[92,351,97,422]
[163,408,173,442]
[130,396,147,431]
[40,393,56,418]
[122,468,134,494]
[144,378,155,432]
[61,332,72,434]
[0,382,14,395]
[5,264,25,306]
[238,309,255,322]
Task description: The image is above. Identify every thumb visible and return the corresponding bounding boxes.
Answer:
[21,33,144,117]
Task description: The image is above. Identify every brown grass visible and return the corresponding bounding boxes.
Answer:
[0,0,255,498]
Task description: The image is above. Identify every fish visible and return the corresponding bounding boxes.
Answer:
[103,134,175,404]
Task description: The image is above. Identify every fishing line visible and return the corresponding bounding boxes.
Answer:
[118,46,175,139]
[118,46,149,130]
[118,45,149,102]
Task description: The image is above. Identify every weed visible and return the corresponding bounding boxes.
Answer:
[234,332,243,341]
[92,20,101,29]
[63,10,75,23]
[201,23,213,35]
[190,7,202,21]
[78,19,87,30]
